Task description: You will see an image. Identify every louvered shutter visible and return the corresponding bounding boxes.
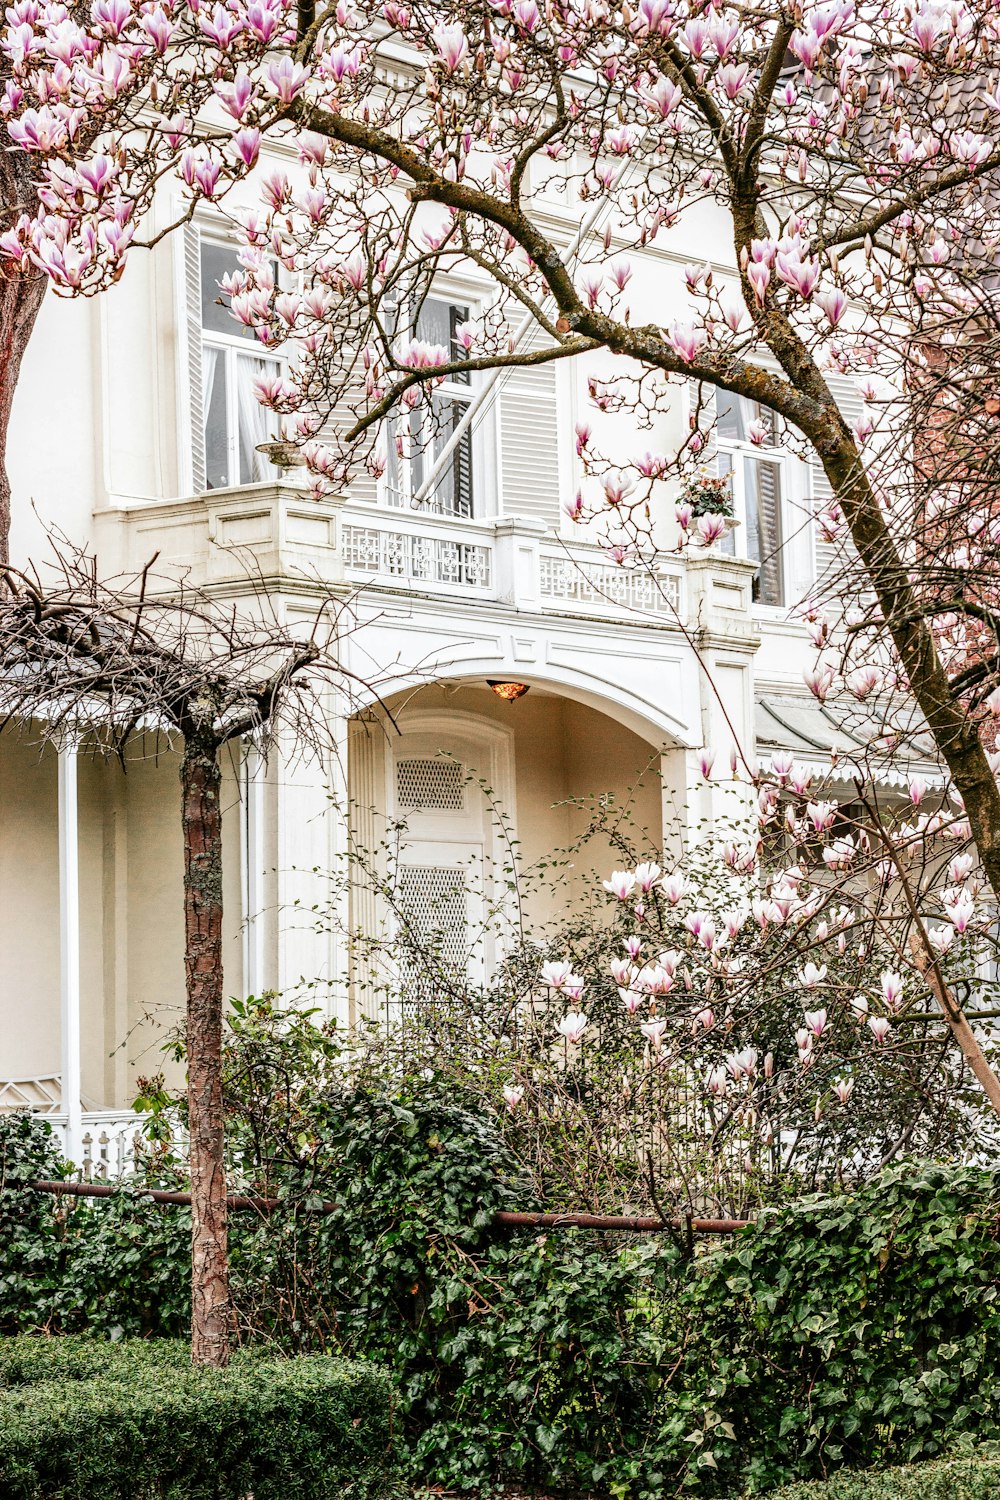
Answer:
[183,223,206,494]
[755,458,784,605]
[498,329,561,529]
[315,357,379,505]
[808,376,867,584]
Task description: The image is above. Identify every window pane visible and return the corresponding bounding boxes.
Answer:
[717,392,776,444]
[416,296,470,382]
[201,242,246,338]
[716,391,745,440]
[716,451,736,557]
[411,392,474,516]
[201,242,277,341]
[236,354,279,484]
[203,345,231,489]
[744,456,783,605]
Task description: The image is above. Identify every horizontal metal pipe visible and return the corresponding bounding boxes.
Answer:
[494,1210,751,1233]
[30,1178,339,1214]
[30,1180,748,1232]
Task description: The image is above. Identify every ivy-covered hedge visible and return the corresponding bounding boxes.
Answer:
[765,1452,1000,1499]
[0,1336,398,1500]
[4,1109,1000,1497]
[684,1163,1000,1492]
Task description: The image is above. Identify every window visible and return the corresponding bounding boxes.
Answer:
[199,241,281,491]
[386,296,475,517]
[717,393,785,606]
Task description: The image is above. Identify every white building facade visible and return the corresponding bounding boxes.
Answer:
[0,170,857,1169]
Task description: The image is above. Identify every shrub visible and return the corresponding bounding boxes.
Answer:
[682,1164,1000,1492]
[0,1336,398,1500]
[0,1113,189,1339]
[765,1452,1000,1500]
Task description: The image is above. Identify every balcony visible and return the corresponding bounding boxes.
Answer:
[98,483,687,626]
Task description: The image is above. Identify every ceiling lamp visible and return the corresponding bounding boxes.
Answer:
[488,680,530,702]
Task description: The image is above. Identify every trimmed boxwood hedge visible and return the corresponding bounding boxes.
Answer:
[0,1336,399,1499]
[766,1453,1000,1500]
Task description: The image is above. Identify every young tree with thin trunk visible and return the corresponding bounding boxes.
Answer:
[0,545,363,1364]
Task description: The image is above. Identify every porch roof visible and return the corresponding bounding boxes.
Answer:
[754,693,941,790]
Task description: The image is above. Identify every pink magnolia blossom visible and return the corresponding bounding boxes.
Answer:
[868,1015,892,1044]
[604,869,637,901]
[641,1016,668,1052]
[666,321,706,364]
[557,1010,589,1044]
[804,1007,828,1037]
[540,960,573,990]
[502,1084,524,1111]
[432,22,468,72]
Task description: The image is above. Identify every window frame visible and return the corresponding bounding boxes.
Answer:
[380,291,486,519]
[198,234,284,493]
[715,393,789,609]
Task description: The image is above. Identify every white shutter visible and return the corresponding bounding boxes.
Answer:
[498,330,561,529]
[315,362,379,505]
[183,223,206,494]
[808,376,866,584]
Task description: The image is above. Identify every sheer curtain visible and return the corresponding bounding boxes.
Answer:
[236,355,277,484]
[202,346,228,489]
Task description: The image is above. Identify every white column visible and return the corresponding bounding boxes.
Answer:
[58,742,83,1167]
[241,741,266,996]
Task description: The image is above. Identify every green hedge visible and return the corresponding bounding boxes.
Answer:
[0,1337,399,1499]
[766,1453,1000,1499]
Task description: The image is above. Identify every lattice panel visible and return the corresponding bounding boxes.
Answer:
[397,864,469,971]
[539,554,680,613]
[396,758,464,812]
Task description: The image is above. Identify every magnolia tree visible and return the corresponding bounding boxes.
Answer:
[334,760,998,1216]
[7,7,1000,1137]
[526,758,1000,1195]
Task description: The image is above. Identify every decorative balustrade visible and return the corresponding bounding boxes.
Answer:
[343,519,493,593]
[340,502,685,620]
[1,1085,184,1180]
[538,549,682,617]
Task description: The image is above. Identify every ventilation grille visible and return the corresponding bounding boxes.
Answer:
[396,758,464,811]
[397,865,469,970]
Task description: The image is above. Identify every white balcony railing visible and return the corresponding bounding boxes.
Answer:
[342,516,493,594]
[538,546,681,618]
[339,500,685,620]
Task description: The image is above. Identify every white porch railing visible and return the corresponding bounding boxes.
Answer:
[2,1084,180,1181]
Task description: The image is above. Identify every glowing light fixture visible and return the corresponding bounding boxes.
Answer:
[488,680,530,703]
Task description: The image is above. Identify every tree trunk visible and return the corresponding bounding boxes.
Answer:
[180,732,231,1367]
[0,145,48,570]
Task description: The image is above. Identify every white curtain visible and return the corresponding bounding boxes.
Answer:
[236,355,276,484]
[202,345,220,421]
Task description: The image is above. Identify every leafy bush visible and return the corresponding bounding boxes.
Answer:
[0,1112,189,1338]
[0,1336,397,1499]
[682,1164,1000,1492]
[765,1452,1000,1500]
[5,1082,1000,1496]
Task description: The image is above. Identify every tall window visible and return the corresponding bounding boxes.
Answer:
[717,394,785,606]
[386,296,474,516]
[200,241,281,491]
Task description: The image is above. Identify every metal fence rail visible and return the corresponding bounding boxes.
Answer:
[28,1179,750,1233]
